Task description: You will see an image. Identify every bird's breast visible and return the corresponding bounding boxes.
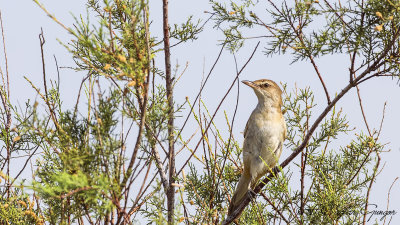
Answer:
[242,109,286,165]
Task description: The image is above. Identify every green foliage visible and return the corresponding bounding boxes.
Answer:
[0,189,43,225]
[0,0,396,224]
[69,0,150,84]
[211,0,256,51]
[170,16,203,45]
[184,86,383,224]
[17,85,122,223]
[304,134,381,224]
[182,101,242,224]
[143,183,168,225]
[211,0,400,79]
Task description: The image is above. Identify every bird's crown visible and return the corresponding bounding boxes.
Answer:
[242,79,283,108]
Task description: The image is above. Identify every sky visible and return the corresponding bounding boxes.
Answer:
[1,0,399,224]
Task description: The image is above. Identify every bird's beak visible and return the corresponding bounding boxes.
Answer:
[242,80,257,89]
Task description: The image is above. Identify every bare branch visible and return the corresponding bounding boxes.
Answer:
[177,42,260,176]
[222,28,400,224]
[162,0,176,223]
[362,153,381,225]
[355,85,372,136]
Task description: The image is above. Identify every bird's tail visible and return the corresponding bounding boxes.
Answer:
[228,173,251,216]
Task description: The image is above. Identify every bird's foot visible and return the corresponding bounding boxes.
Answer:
[247,189,257,199]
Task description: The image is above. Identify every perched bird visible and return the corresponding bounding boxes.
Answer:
[227,79,286,216]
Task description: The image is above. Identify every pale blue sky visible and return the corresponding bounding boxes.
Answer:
[1,0,399,223]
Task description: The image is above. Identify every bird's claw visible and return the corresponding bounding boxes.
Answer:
[247,189,256,199]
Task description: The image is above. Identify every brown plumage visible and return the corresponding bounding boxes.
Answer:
[227,79,286,217]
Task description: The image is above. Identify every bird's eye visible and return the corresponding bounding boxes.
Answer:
[262,83,270,88]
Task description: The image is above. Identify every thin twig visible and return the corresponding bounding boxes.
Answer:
[355,85,372,136]
[39,28,59,126]
[58,187,93,199]
[0,11,9,100]
[0,10,11,199]
[383,177,399,225]
[260,192,290,224]
[309,57,331,104]
[362,153,381,225]
[222,28,400,224]
[377,102,387,139]
[177,42,260,176]
[174,44,226,144]
[33,0,72,33]
[211,53,241,207]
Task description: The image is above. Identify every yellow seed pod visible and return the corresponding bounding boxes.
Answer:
[179,217,185,222]
[213,211,218,218]
[368,141,374,148]
[24,210,38,220]
[97,118,103,126]
[18,200,27,208]
[375,24,383,32]
[13,136,21,142]
[118,54,127,63]
[376,12,383,19]
[104,64,111,70]
[182,169,186,181]
[189,200,194,205]
[127,80,136,87]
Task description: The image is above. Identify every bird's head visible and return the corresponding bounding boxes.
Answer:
[242,79,283,108]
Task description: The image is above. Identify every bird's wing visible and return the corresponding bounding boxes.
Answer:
[273,141,282,154]
[283,118,287,139]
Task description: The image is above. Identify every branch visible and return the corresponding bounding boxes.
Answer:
[58,186,93,199]
[174,44,225,144]
[0,10,11,199]
[162,0,176,223]
[177,42,260,176]
[222,73,354,225]
[383,177,399,224]
[355,85,372,136]
[309,56,331,104]
[222,29,400,224]
[259,192,290,224]
[362,153,381,225]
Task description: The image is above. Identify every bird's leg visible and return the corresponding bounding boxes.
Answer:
[247,189,257,199]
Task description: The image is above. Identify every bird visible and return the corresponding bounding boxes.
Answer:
[227,79,287,217]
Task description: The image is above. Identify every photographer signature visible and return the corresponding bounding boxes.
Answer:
[367,204,397,222]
